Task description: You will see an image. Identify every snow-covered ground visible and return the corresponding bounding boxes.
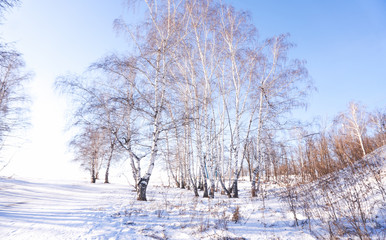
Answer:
[291,146,386,239]
[0,146,385,239]
[0,177,316,239]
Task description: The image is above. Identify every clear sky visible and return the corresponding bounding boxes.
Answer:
[233,0,386,120]
[0,0,385,179]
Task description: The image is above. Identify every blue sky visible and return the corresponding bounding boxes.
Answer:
[1,0,385,178]
[237,0,386,119]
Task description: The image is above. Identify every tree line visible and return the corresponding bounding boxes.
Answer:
[55,0,384,202]
[56,0,311,201]
[289,102,385,183]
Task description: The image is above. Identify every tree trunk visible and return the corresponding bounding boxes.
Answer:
[251,165,260,197]
[190,176,199,197]
[202,179,209,198]
[251,185,256,197]
[91,168,96,183]
[232,180,238,198]
[219,175,232,198]
[104,165,110,184]
[251,90,264,197]
[209,181,215,198]
[198,179,203,191]
[135,105,161,201]
[104,145,114,184]
[91,160,96,183]
[137,178,149,201]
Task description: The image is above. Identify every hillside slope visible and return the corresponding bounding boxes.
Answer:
[284,145,386,239]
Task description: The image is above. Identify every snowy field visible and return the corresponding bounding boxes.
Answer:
[0,177,317,240]
[0,146,385,239]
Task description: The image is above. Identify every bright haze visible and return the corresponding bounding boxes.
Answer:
[1,0,385,180]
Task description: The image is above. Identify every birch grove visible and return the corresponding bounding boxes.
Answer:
[57,0,384,202]
[58,0,312,200]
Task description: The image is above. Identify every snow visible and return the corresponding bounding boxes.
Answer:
[0,177,316,239]
[0,146,385,239]
[0,178,129,239]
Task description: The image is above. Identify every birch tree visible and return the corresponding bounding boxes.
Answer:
[56,74,122,183]
[0,48,29,144]
[0,47,30,167]
[0,1,30,165]
[337,102,368,157]
[370,108,386,148]
[70,126,104,183]
[106,0,189,200]
[168,43,201,195]
[173,0,221,198]
[217,4,257,198]
[250,35,310,197]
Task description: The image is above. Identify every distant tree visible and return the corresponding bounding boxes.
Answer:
[0,48,29,144]
[336,102,369,158]
[286,103,385,185]
[88,55,142,189]
[70,126,102,183]
[369,108,386,148]
[0,0,31,169]
[56,75,121,183]
[250,34,311,197]
[0,0,19,14]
